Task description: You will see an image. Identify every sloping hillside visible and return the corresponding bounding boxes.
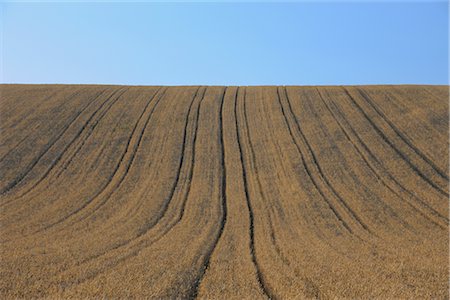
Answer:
[0,85,448,299]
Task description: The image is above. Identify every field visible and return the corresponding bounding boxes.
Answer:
[0,84,448,299]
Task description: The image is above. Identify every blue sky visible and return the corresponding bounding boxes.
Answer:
[1,1,448,85]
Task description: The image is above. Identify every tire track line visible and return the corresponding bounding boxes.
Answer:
[57,87,259,298]
[300,88,415,233]
[131,87,202,237]
[84,107,130,174]
[83,87,202,242]
[278,87,370,235]
[0,132,31,163]
[0,88,130,240]
[342,88,449,197]
[243,87,320,298]
[28,87,166,235]
[234,87,275,299]
[161,87,205,232]
[0,88,112,199]
[52,89,132,181]
[186,87,228,299]
[34,87,267,298]
[237,87,323,299]
[316,88,447,229]
[356,88,448,181]
[45,87,205,286]
[25,88,128,196]
[87,87,200,239]
[237,87,277,299]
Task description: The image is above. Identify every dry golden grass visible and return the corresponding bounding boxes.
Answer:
[0,84,448,299]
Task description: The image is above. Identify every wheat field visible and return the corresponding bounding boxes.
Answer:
[0,85,448,299]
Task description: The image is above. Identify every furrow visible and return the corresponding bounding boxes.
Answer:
[130,87,202,237]
[57,87,209,293]
[19,88,128,201]
[316,88,447,228]
[278,87,369,234]
[242,87,321,298]
[356,88,448,181]
[239,87,278,299]
[234,88,275,299]
[0,89,126,215]
[100,87,207,243]
[28,87,165,234]
[186,87,228,299]
[1,85,447,299]
[52,91,130,181]
[46,87,206,286]
[295,88,416,234]
[0,132,31,163]
[84,107,130,174]
[0,90,118,198]
[0,88,111,195]
[342,88,449,197]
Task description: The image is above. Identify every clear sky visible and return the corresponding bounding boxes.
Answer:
[1,1,448,85]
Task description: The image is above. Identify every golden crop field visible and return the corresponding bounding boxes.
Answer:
[0,85,448,299]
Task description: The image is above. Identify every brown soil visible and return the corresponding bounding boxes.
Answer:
[0,85,448,299]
